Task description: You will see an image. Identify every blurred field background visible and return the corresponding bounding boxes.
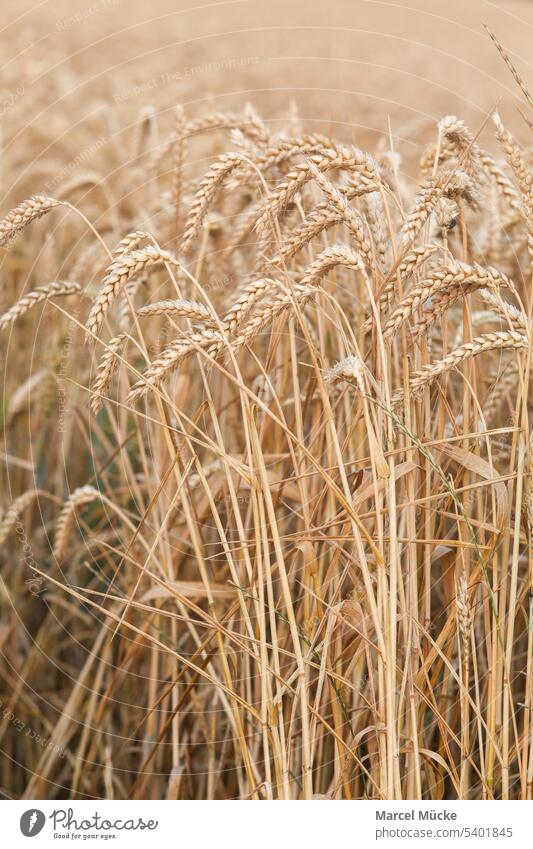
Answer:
[1,0,532,189]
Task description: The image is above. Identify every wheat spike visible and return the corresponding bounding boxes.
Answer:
[0,491,44,546]
[53,485,103,561]
[0,195,60,247]
[86,246,180,339]
[90,333,127,415]
[172,105,187,239]
[256,147,382,233]
[222,278,279,334]
[299,244,366,288]
[456,569,472,671]
[326,356,367,392]
[0,282,80,331]
[366,244,440,331]
[137,298,216,325]
[392,330,528,405]
[181,152,244,253]
[127,327,224,402]
[383,263,514,339]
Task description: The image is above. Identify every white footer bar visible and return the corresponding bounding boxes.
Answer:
[4,800,530,848]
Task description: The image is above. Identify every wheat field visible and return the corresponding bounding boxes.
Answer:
[0,0,532,802]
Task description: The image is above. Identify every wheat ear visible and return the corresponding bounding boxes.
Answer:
[112,230,153,257]
[0,490,45,546]
[0,196,60,247]
[478,288,527,332]
[90,333,127,415]
[383,263,514,339]
[127,328,225,402]
[255,147,382,233]
[392,330,528,405]
[456,569,472,672]
[299,244,367,287]
[364,244,440,332]
[412,272,516,340]
[53,485,103,561]
[306,161,372,262]
[0,282,80,331]
[137,298,216,325]
[181,152,244,253]
[86,246,180,339]
[222,278,279,334]
[172,105,187,239]
[230,285,316,354]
